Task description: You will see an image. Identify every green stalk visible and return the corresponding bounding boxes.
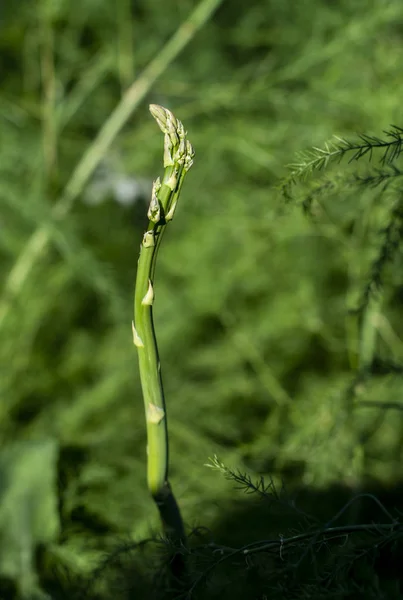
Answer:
[133,105,194,545]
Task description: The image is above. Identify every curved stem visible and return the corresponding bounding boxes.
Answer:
[133,105,194,547]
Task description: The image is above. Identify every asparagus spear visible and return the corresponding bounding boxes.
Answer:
[133,105,194,546]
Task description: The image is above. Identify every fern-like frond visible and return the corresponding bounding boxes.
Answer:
[205,455,279,500]
[353,164,403,189]
[205,456,318,525]
[283,126,403,191]
[205,455,279,499]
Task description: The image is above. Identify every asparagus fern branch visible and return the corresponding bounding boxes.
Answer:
[284,125,403,188]
[133,105,194,543]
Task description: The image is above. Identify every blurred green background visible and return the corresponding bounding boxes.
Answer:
[1,0,403,596]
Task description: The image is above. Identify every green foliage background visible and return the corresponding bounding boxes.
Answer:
[1,0,403,596]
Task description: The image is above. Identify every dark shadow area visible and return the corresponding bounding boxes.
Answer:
[5,477,398,600]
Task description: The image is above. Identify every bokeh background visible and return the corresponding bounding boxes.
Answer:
[1,0,403,597]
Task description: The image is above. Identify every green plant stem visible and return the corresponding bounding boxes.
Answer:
[133,105,194,546]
